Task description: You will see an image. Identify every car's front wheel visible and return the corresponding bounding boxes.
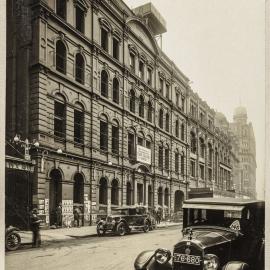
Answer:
[96,223,106,236]
[116,222,126,236]
[143,221,150,233]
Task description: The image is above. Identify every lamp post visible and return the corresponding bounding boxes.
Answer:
[12,134,40,229]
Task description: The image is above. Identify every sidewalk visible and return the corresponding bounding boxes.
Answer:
[19,221,182,245]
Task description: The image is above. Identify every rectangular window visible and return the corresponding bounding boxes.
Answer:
[181,155,185,174]
[181,97,185,111]
[74,110,84,143]
[200,164,205,180]
[56,0,66,19]
[128,133,135,159]
[166,84,170,99]
[147,68,152,86]
[146,140,151,149]
[138,137,143,146]
[54,101,66,138]
[158,146,163,169]
[165,148,169,170]
[113,38,119,60]
[101,28,108,51]
[190,160,195,177]
[100,121,108,151]
[208,168,212,181]
[112,125,119,154]
[76,6,85,33]
[176,92,179,107]
[130,53,135,72]
[175,153,179,173]
[160,78,163,94]
[139,61,144,80]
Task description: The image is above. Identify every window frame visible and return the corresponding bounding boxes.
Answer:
[74,106,84,144]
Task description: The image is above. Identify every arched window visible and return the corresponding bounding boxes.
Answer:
[99,178,107,204]
[56,40,66,74]
[112,78,119,104]
[158,187,163,206]
[165,113,170,132]
[147,101,152,122]
[75,53,85,84]
[74,102,84,144]
[128,131,135,159]
[130,90,136,113]
[126,182,132,205]
[181,123,185,141]
[100,115,108,151]
[164,188,169,206]
[112,120,119,154]
[175,150,179,173]
[111,179,119,205]
[200,138,205,158]
[175,119,179,138]
[56,0,66,20]
[139,95,144,118]
[190,132,197,154]
[159,109,163,129]
[165,146,169,170]
[54,94,66,138]
[101,70,108,97]
[158,145,163,169]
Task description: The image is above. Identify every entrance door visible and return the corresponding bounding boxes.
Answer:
[137,183,143,205]
[49,169,62,226]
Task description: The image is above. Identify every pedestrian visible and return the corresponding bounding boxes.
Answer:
[74,207,80,227]
[55,203,62,228]
[30,208,42,248]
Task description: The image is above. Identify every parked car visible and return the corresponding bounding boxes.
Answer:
[5,226,21,251]
[96,206,152,236]
[134,198,265,270]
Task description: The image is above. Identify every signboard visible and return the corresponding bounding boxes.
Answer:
[137,145,151,165]
[6,160,34,172]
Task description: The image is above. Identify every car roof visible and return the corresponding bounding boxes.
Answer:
[184,197,264,207]
[113,206,146,210]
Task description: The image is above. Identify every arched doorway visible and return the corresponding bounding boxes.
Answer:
[49,169,62,226]
[174,190,184,213]
[99,178,107,205]
[126,182,132,205]
[111,179,119,205]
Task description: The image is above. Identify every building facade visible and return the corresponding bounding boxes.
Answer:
[230,107,257,198]
[6,0,236,228]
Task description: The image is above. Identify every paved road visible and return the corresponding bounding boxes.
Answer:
[6,226,182,270]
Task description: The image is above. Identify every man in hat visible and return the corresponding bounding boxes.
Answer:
[30,208,42,248]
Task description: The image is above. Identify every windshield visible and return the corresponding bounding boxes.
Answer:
[184,208,245,231]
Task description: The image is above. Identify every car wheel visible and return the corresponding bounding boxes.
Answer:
[5,232,21,251]
[143,221,150,233]
[117,222,126,236]
[96,224,106,236]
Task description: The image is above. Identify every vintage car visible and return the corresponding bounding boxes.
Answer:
[96,206,152,236]
[134,198,265,270]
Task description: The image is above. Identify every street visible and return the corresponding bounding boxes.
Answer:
[6,226,182,270]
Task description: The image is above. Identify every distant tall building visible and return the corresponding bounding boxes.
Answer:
[230,107,257,198]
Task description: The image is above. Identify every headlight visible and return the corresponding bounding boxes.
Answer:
[154,248,171,264]
[203,254,219,270]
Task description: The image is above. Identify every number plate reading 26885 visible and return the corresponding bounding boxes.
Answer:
[173,253,201,265]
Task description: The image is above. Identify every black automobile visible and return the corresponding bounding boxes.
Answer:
[96,206,152,236]
[134,198,265,270]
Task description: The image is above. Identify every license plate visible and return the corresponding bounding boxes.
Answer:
[173,253,201,265]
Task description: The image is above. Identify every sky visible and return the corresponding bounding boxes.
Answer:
[125,0,265,199]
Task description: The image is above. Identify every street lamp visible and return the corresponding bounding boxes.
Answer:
[13,134,39,160]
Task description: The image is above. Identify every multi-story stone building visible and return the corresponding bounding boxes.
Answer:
[230,107,257,198]
[6,0,236,228]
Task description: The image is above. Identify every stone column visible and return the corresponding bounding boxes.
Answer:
[107,187,111,215]
[145,181,148,207]
[134,179,137,205]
